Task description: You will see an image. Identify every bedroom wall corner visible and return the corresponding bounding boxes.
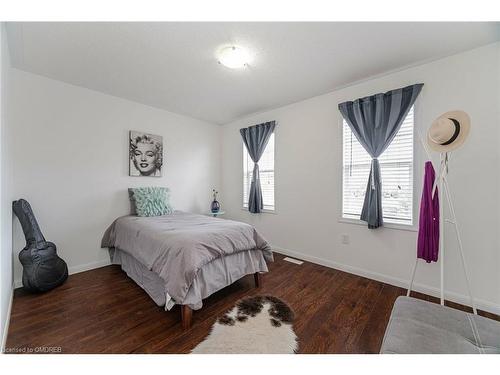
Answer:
[1,22,14,350]
[8,69,223,285]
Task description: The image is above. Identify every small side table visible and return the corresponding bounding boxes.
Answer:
[208,211,225,218]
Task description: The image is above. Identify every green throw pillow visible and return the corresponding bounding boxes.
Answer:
[129,187,173,217]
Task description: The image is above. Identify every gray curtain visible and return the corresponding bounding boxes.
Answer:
[240,121,276,213]
[338,83,423,229]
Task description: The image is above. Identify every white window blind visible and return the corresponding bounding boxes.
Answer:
[342,107,414,225]
[243,133,275,211]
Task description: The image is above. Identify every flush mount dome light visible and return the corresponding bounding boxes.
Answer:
[217,46,251,69]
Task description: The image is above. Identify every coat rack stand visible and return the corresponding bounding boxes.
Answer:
[407,140,477,315]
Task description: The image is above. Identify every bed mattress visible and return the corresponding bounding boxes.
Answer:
[102,211,273,310]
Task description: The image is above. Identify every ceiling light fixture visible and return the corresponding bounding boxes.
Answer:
[217,46,251,69]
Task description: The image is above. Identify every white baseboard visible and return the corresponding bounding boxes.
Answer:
[68,259,111,275]
[1,286,14,352]
[13,258,111,289]
[272,245,500,316]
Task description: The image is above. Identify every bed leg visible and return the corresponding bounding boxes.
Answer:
[254,272,262,288]
[181,305,192,330]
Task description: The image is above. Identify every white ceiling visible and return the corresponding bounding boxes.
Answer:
[6,22,500,124]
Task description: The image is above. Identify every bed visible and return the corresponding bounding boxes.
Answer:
[101,211,273,329]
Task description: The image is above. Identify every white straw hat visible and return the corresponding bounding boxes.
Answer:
[427,110,470,152]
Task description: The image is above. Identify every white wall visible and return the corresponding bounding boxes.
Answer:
[9,69,222,285]
[1,23,14,348]
[221,43,500,313]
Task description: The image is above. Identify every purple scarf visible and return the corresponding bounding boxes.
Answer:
[417,161,440,263]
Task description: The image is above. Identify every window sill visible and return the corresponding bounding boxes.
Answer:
[338,217,417,232]
[241,207,277,215]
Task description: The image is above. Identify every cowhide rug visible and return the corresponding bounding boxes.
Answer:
[191,295,298,354]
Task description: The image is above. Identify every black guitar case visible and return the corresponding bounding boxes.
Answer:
[13,199,68,292]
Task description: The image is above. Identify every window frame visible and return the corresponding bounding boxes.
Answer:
[338,102,420,232]
[242,132,276,213]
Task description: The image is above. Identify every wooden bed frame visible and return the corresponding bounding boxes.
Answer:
[181,271,262,329]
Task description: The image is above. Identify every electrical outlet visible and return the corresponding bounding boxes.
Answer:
[341,234,350,245]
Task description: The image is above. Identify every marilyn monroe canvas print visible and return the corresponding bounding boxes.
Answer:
[129,131,163,177]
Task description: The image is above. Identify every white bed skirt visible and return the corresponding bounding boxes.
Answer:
[109,248,269,310]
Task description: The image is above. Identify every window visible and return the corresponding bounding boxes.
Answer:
[243,133,275,211]
[342,107,414,225]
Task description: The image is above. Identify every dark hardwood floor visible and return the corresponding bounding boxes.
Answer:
[5,253,499,354]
